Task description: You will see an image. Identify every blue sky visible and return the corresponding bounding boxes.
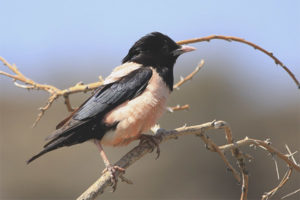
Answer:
[1,0,300,97]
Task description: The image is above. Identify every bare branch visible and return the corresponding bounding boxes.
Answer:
[241,174,249,200]
[196,130,241,183]
[77,121,228,200]
[1,34,300,199]
[166,104,189,113]
[1,57,201,125]
[77,120,300,200]
[285,144,298,166]
[177,35,300,89]
[173,59,204,90]
[0,56,104,126]
[262,168,293,200]
[281,187,300,199]
[212,121,249,200]
[219,137,300,172]
[272,155,280,180]
[2,34,299,126]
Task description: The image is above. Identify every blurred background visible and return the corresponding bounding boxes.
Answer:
[1,0,299,199]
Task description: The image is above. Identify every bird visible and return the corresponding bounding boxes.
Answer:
[27,32,196,188]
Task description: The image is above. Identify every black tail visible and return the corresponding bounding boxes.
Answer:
[27,134,71,164]
[27,128,96,164]
[27,149,49,164]
[27,143,60,164]
[27,119,109,164]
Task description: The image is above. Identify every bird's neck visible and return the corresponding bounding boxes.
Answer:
[153,66,174,91]
[124,55,175,91]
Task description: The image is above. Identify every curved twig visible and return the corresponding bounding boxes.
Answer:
[2,34,299,126]
[173,59,204,90]
[177,35,300,89]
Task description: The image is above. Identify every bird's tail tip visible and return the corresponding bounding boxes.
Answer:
[26,149,48,164]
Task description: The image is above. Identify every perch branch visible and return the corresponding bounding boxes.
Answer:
[1,34,299,200]
[177,35,300,89]
[77,120,300,200]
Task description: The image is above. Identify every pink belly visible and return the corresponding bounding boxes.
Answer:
[101,70,170,146]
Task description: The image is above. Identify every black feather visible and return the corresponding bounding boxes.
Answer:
[27,32,191,164]
[27,67,152,163]
[122,32,181,90]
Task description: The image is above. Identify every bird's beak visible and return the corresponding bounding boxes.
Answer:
[180,45,196,53]
[172,45,196,56]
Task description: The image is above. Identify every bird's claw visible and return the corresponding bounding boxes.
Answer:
[102,164,126,192]
[139,134,161,159]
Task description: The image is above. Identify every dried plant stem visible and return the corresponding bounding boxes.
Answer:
[2,34,299,126]
[167,104,189,113]
[262,168,293,200]
[177,35,300,88]
[281,187,300,199]
[173,59,204,89]
[219,137,300,171]
[0,56,104,127]
[77,120,300,200]
[1,34,299,199]
[0,57,200,126]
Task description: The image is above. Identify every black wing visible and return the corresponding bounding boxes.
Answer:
[73,67,152,120]
[27,67,153,163]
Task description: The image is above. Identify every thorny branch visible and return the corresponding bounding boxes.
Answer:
[1,35,300,200]
[0,56,104,127]
[0,57,202,126]
[77,120,300,200]
[1,35,299,126]
[262,168,293,200]
[177,35,300,89]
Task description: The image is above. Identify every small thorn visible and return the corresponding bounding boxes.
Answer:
[264,138,271,145]
[166,107,173,113]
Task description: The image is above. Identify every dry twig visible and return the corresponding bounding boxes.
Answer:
[1,35,299,199]
[0,58,201,126]
[173,59,204,90]
[262,168,293,200]
[281,188,300,199]
[177,35,300,89]
[166,104,189,113]
[77,120,300,200]
[2,34,299,126]
[0,56,104,127]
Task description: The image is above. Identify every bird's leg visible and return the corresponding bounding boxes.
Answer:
[94,140,125,191]
[139,134,161,159]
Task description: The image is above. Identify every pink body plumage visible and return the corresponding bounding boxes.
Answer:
[101,63,170,146]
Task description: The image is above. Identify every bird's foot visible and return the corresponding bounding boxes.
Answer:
[139,134,161,159]
[102,164,126,191]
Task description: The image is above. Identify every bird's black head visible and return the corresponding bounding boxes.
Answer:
[122,32,195,90]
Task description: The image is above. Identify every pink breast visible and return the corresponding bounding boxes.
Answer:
[101,69,170,146]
